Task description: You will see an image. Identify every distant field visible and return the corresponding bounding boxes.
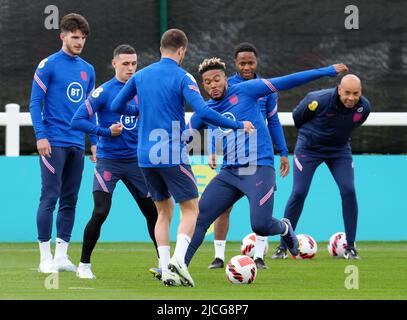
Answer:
[0,242,406,300]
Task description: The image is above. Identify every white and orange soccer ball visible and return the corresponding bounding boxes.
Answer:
[225,255,257,284]
[294,234,318,259]
[328,232,351,257]
[240,233,269,258]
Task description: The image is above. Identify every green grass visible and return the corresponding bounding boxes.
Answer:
[0,242,406,300]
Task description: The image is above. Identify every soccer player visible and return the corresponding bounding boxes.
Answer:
[111,29,254,287]
[184,58,349,271]
[29,13,96,273]
[271,74,370,260]
[71,45,160,279]
[207,43,290,270]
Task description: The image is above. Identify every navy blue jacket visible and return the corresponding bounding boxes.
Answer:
[293,87,371,152]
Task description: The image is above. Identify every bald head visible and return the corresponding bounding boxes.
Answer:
[338,74,362,108]
[341,74,362,87]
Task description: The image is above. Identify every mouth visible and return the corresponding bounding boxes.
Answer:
[211,90,220,97]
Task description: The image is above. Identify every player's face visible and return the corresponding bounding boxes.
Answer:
[235,51,257,80]
[338,83,362,108]
[202,69,228,100]
[113,54,138,82]
[61,30,87,56]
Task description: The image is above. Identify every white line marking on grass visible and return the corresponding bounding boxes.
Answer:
[68,287,95,290]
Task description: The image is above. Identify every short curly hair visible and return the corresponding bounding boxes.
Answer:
[234,42,258,58]
[198,57,226,75]
[60,13,90,35]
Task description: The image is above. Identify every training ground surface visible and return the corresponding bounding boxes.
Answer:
[0,242,406,300]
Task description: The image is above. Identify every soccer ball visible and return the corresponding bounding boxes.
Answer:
[240,233,269,258]
[328,232,351,257]
[225,255,257,284]
[294,234,318,259]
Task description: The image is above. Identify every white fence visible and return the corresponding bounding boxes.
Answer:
[1,103,407,156]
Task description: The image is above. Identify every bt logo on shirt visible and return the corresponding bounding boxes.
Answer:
[66,82,84,103]
[120,115,138,130]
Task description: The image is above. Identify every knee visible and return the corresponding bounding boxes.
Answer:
[292,187,309,199]
[339,184,356,198]
[92,192,111,221]
[39,195,59,209]
[251,221,269,237]
[59,193,79,207]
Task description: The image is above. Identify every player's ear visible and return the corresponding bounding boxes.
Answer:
[178,46,186,57]
[112,58,116,68]
[60,32,65,42]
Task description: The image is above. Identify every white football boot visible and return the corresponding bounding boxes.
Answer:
[168,256,195,287]
[76,262,96,279]
[38,259,58,273]
[162,271,183,287]
[54,256,78,272]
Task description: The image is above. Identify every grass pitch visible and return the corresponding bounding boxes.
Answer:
[0,242,406,300]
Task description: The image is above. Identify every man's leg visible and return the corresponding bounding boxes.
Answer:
[140,167,182,286]
[154,197,174,269]
[122,166,159,255]
[273,152,321,258]
[37,147,66,273]
[134,196,159,253]
[80,192,112,263]
[237,166,297,258]
[79,159,120,268]
[54,148,84,271]
[134,196,161,279]
[185,172,243,267]
[77,191,112,279]
[209,207,232,269]
[326,155,359,259]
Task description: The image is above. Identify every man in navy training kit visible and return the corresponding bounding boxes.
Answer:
[71,45,160,279]
[271,74,370,260]
[111,29,254,287]
[207,42,290,270]
[185,58,348,272]
[29,13,97,273]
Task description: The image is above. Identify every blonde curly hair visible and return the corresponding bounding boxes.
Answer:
[198,57,226,75]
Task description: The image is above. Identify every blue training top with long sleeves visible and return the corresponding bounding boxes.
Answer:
[71,77,139,159]
[111,57,244,167]
[292,87,371,153]
[228,73,288,157]
[189,65,339,168]
[29,49,97,149]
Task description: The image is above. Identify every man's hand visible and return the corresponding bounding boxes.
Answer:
[208,153,217,170]
[280,156,290,178]
[110,122,123,136]
[37,139,51,157]
[243,121,255,134]
[333,63,349,74]
[89,145,97,163]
